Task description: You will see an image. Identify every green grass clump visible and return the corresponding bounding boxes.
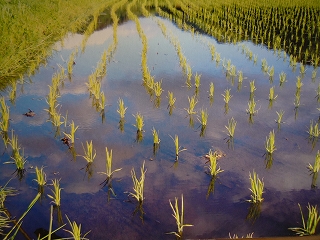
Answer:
[63,120,79,144]
[170,134,187,161]
[98,147,122,186]
[47,179,62,207]
[64,215,91,240]
[225,117,237,138]
[198,108,208,127]
[308,150,320,174]
[265,130,276,154]
[128,161,147,204]
[117,98,128,119]
[289,203,320,236]
[248,170,264,203]
[185,95,198,115]
[167,195,193,238]
[205,150,224,177]
[82,140,96,164]
[133,113,144,132]
[222,89,232,104]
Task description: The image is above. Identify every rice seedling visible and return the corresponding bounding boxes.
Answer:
[167,194,193,239]
[249,80,256,94]
[215,53,221,64]
[279,71,287,86]
[81,140,96,163]
[296,76,303,89]
[0,210,10,236]
[117,98,127,119]
[63,120,79,144]
[5,130,26,173]
[300,63,307,75]
[64,215,90,240]
[307,120,319,139]
[225,117,237,138]
[246,98,258,116]
[167,91,176,108]
[67,51,76,75]
[194,73,201,88]
[34,166,47,187]
[312,69,317,80]
[209,82,215,99]
[128,161,146,204]
[238,71,243,83]
[98,147,122,187]
[265,130,276,154]
[275,110,285,129]
[267,66,274,80]
[198,108,208,127]
[248,170,264,203]
[47,179,62,207]
[133,112,144,132]
[170,134,187,161]
[261,58,268,72]
[0,179,17,208]
[289,203,320,236]
[222,89,232,104]
[315,83,320,103]
[205,149,224,177]
[153,80,163,97]
[229,232,254,239]
[308,150,320,174]
[0,97,10,133]
[152,127,160,145]
[268,86,277,101]
[185,95,198,115]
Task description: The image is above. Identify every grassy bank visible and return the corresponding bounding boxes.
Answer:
[0,0,115,89]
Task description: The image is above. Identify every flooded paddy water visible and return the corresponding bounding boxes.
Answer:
[1,2,320,239]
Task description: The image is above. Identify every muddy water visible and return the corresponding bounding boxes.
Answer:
[1,17,320,239]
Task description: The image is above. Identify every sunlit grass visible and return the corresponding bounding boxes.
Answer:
[308,150,320,174]
[205,149,224,177]
[47,179,62,207]
[225,117,237,138]
[34,166,47,187]
[152,127,160,145]
[185,95,198,115]
[63,120,79,144]
[222,89,232,104]
[117,98,128,119]
[198,108,208,126]
[133,112,144,132]
[128,161,146,203]
[170,134,187,161]
[265,130,276,154]
[167,194,193,238]
[81,140,96,163]
[248,170,264,203]
[167,91,176,108]
[289,203,320,236]
[0,97,10,133]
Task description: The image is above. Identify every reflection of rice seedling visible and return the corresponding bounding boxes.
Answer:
[312,69,317,80]
[133,113,144,132]
[215,53,221,64]
[261,58,268,72]
[64,215,91,240]
[128,161,146,204]
[48,179,62,207]
[194,73,201,88]
[117,98,127,119]
[268,86,277,101]
[152,127,160,145]
[167,91,176,108]
[308,150,320,174]
[289,203,320,236]
[279,71,287,86]
[82,140,96,163]
[222,89,232,104]
[225,117,237,138]
[265,130,276,154]
[170,134,187,161]
[99,147,122,187]
[198,108,208,126]
[205,149,224,177]
[185,95,198,115]
[248,170,264,203]
[63,120,79,144]
[229,65,237,77]
[167,195,193,239]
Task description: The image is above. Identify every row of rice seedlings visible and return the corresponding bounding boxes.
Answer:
[289,203,320,236]
[167,194,193,239]
[240,44,258,64]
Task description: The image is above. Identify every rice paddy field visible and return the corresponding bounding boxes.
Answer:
[1,0,320,239]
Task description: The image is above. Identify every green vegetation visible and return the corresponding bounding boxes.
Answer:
[248,170,264,203]
[167,195,193,239]
[64,215,91,240]
[185,95,198,115]
[265,130,276,154]
[82,140,96,164]
[117,98,128,119]
[47,179,62,207]
[128,161,146,204]
[205,150,224,177]
[289,203,320,236]
[170,134,187,161]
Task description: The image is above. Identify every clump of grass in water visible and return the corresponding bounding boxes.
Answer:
[198,108,208,127]
[0,97,10,133]
[268,86,277,101]
[63,120,79,144]
[265,130,276,154]
[0,179,17,208]
[296,76,303,89]
[128,161,146,204]
[99,147,122,187]
[82,140,96,164]
[47,179,62,207]
[279,71,287,86]
[307,120,319,139]
[205,149,224,177]
[308,150,320,175]
[167,194,193,239]
[289,203,320,236]
[117,98,127,119]
[222,89,232,104]
[229,232,254,239]
[170,134,187,161]
[209,82,214,98]
[153,80,163,97]
[225,117,237,139]
[248,170,264,203]
[64,215,91,240]
[152,127,160,145]
[185,95,198,115]
[133,113,144,132]
[34,166,47,194]
[275,110,285,129]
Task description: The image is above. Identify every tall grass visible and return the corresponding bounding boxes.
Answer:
[248,170,264,203]
[128,161,147,204]
[167,195,193,238]
[205,150,224,177]
[47,179,62,207]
